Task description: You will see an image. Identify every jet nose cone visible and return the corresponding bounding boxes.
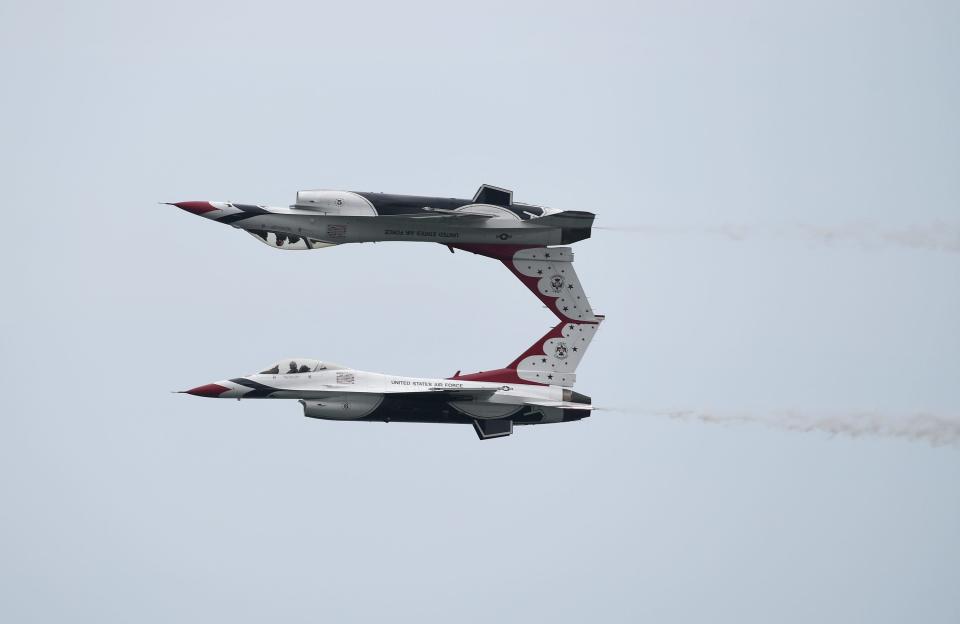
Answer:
[167,201,219,216]
[183,383,229,397]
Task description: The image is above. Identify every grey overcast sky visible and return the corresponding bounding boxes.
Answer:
[1,1,958,622]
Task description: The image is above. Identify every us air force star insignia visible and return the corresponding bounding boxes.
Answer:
[554,342,569,359]
[550,274,565,293]
[497,233,511,240]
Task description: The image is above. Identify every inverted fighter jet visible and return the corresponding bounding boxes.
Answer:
[181,245,603,439]
[168,184,594,250]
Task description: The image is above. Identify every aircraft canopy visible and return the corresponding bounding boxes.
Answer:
[259,359,346,375]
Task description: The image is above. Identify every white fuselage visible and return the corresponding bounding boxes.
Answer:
[217,368,561,405]
[191,367,586,425]
[236,207,567,249]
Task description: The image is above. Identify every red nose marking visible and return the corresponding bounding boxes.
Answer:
[171,201,218,215]
[185,383,229,397]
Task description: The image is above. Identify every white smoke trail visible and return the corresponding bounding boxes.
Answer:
[595,223,960,253]
[598,408,960,447]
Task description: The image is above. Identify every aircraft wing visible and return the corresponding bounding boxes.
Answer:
[406,208,495,220]
[287,204,494,219]
[405,386,500,400]
[426,387,499,400]
[307,386,501,400]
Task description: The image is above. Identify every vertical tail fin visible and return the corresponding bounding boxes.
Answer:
[451,245,599,324]
[453,316,603,388]
[506,316,604,386]
[450,245,603,387]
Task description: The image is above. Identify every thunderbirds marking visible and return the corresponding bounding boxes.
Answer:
[168,184,595,251]
[173,185,606,439]
[181,311,602,440]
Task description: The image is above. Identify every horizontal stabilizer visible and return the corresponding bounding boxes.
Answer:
[473,418,513,440]
[529,210,595,228]
[473,184,513,207]
[524,400,595,410]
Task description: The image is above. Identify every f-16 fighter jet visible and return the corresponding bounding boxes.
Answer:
[168,184,594,250]
[181,316,603,440]
[181,245,604,439]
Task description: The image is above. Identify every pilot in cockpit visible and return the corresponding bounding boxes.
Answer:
[258,359,344,376]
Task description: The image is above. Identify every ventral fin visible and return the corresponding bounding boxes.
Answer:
[472,184,513,207]
[472,418,513,440]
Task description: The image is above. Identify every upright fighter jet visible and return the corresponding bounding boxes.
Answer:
[182,319,603,440]
[168,184,594,251]
[181,245,604,439]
